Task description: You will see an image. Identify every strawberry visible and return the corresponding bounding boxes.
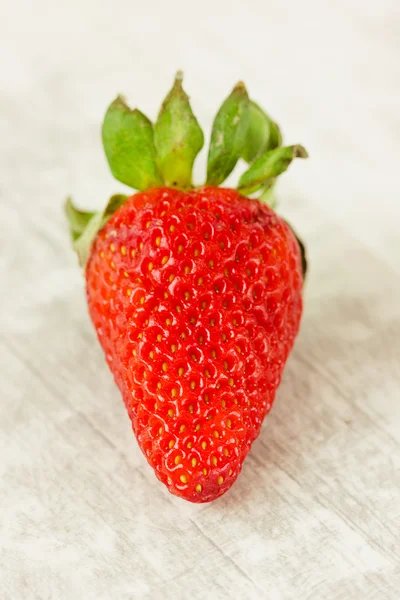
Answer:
[66,73,308,502]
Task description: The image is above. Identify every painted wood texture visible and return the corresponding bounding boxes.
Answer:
[1,1,399,598]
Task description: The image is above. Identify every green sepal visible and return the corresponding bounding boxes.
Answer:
[206,82,250,186]
[268,120,282,151]
[154,72,204,188]
[242,101,282,163]
[102,97,162,190]
[238,144,308,195]
[66,194,128,267]
[65,198,95,242]
[259,183,277,209]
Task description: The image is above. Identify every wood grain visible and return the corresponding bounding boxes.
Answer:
[1,1,399,598]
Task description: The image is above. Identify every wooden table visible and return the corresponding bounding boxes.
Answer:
[1,1,399,598]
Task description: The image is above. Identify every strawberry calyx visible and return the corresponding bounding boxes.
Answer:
[154,70,204,189]
[206,81,250,186]
[66,72,308,268]
[66,194,127,266]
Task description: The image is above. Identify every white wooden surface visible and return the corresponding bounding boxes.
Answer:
[1,1,400,598]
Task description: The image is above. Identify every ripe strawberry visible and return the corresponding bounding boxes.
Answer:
[66,73,308,502]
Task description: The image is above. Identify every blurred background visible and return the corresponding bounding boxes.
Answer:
[1,1,400,599]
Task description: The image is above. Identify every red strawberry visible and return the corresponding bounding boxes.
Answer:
[66,73,308,502]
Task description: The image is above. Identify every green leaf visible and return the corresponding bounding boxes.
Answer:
[102,97,163,190]
[242,101,282,163]
[65,198,95,242]
[67,194,128,267]
[241,102,270,163]
[268,118,282,151]
[206,82,250,186]
[154,72,204,188]
[73,212,104,268]
[259,182,277,209]
[102,193,129,220]
[238,144,308,195]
